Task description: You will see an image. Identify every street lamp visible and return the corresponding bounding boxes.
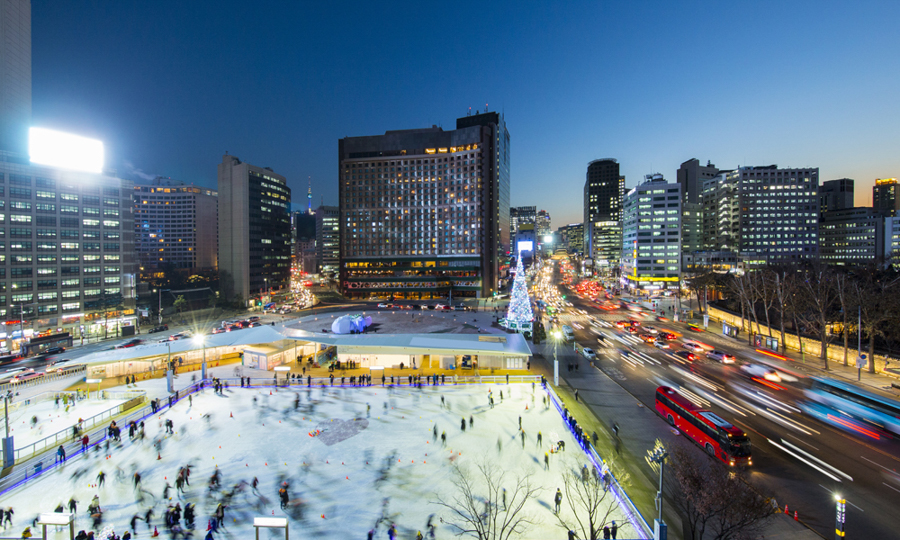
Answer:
[552,330,562,386]
[647,445,669,540]
[193,334,207,380]
[835,494,846,540]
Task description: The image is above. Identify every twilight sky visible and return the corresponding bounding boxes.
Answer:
[32,0,900,226]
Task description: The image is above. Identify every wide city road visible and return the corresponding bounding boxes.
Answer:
[542,275,900,540]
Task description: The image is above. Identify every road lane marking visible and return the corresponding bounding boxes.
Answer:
[883,482,900,495]
[782,439,853,481]
[769,439,843,482]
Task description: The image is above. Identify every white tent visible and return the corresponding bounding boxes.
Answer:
[331,314,372,334]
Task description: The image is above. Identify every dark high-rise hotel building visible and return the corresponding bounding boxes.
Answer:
[873,178,900,217]
[338,111,510,300]
[583,159,624,268]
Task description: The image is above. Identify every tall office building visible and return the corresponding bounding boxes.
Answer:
[535,209,551,238]
[819,178,854,213]
[681,203,703,258]
[677,158,719,205]
[873,178,900,217]
[133,181,218,271]
[734,165,820,263]
[0,0,31,157]
[620,174,682,291]
[583,159,624,268]
[315,205,339,275]
[700,172,740,251]
[509,206,536,239]
[819,208,884,266]
[217,154,291,304]
[562,223,584,255]
[338,111,510,300]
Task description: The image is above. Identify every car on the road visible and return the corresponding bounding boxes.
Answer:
[658,332,677,340]
[740,363,782,382]
[639,333,656,343]
[398,304,413,310]
[11,370,44,383]
[673,350,696,361]
[687,324,704,332]
[615,320,630,328]
[168,332,190,341]
[211,327,227,334]
[43,346,66,355]
[627,319,642,327]
[653,340,670,350]
[249,322,262,327]
[682,342,705,354]
[625,326,640,334]
[249,316,261,322]
[149,325,169,334]
[115,339,143,349]
[581,347,596,360]
[377,303,392,309]
[707,350,736,363]
[642,326,658,334]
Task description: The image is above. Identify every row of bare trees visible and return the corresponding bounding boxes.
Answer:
[686,261,900,372]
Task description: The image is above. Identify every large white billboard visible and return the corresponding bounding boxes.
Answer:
[29,127,104,173]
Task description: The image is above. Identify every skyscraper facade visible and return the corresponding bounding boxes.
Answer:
[620,174,682,291]
[676,158,719,205]
[819,207,884,266]
[509,206,536,239]
[0,0,31,157]
[583,159,624,269]
[873,178,900,217]
[315,205,339,275]
[338,111,510,299]
[819,178,854,213]
[700,172,740,251]
[217,154,291,304]
[133,182,218,271]
[733,165,820,263]
[535,210,551,239]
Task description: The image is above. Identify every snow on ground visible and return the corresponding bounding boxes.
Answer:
[6,396,127,450]
[4,382,637,539]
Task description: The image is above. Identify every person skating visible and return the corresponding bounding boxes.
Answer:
[20,526,32,538]
[537,431,542,446]
[2,507,12,528]
[520,429,526,448]
[460,418,466,432]
[183,503,195,529]
[544,452,550,470]
[440,431,446,445]
[144,508,154,530]
[279,487,289,509]
[214,503,225,528]
[554,488,563,514]
[56,445,66,463]
[610,521,618,539]
[68,497,78,514]
[97,471,106,487]
[469,415,473,429]
[87,495,100,515]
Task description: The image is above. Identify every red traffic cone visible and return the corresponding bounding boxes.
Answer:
[794,511,798,521]
[230,412,233,418]
[784,504,788,514]
[152,526,159,537]
[157,452,162,460]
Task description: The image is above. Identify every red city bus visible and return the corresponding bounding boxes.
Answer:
[655,386,752,466]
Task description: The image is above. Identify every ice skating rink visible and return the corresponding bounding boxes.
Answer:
[3,381,637,539]
[5,395,128,450]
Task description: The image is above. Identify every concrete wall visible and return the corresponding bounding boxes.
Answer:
[707,305,893,374]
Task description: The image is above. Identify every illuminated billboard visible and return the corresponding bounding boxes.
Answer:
[29,127,104,173]
[517,240,534,253]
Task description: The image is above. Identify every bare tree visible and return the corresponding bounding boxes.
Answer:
[853,263,900,373]
[833,270,856,367]
[755,269,779,339]
[795,264,839,368]
[669,443,775,540]
[555,459,628,540]
[434,461,541,540]
[771,267,798,354]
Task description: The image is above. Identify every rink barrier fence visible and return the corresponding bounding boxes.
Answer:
[11,390,148,463]
[2,374,651,539]
[544,383,653,540]
[0,365,87,394]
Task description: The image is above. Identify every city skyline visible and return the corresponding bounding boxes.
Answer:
[30,1,900,227]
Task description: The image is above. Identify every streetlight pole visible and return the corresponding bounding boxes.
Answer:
[648,446,669,540]
[2,393,12,469]
[552,330,561,386]
[194,335,207,380]
[835,495,846,540]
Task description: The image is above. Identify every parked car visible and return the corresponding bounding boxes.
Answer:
[740,363,781,381]
[673,350,696,361]
[149,325,169,334]
[707,350,736,363]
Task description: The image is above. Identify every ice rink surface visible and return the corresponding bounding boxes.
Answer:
[5,396,127,449]
[3,381,636,539]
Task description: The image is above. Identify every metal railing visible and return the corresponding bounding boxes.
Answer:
[0,365,86,394]
[10,390,147,463]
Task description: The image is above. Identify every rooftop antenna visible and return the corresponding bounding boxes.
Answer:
[468,106,471,117]
[307,177,313,215]
[485,102,489,112]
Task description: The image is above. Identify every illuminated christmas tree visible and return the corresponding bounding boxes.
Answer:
[506,256,534,327]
